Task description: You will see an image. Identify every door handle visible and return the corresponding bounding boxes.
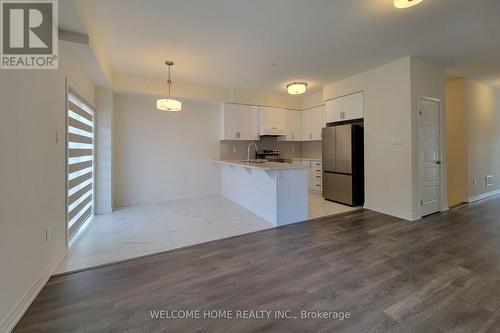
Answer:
[435,161,441,165]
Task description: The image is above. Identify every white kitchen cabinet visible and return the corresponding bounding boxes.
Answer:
[285,110,302,141]
[248,105,260,140]
[309,161,323,193]
[221,103,238,140]
[325,91,364,124]
[260,106,287,136]
[220,103,259,140]
[325,97,343,123]
[343,91,364,120]
[301,105,324,141]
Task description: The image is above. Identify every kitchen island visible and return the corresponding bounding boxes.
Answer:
[215,160,308,226]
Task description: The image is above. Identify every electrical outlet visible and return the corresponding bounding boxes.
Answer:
[391,137,402,145]
[232,147,237,153]
[45,226,52,241]
[486,175,494,187]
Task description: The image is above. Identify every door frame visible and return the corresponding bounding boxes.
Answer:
[417,96,445,218]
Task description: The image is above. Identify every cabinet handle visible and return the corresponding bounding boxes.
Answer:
[309,133,312,140]
[316,176,321,178]
[316,184,322,187]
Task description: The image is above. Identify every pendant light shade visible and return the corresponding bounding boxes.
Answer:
[156,98,182,111]
[157,61,182,112]
[394,0,423,8]
[287,82,308,95]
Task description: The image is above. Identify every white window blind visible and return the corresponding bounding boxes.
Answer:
[67,90,95,238]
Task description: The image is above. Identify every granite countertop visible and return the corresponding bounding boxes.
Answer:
[215,160,308,170]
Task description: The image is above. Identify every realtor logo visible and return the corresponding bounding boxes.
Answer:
[1,0,58,69]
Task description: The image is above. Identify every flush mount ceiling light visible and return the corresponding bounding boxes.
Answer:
[287,82,308,95]
[394,0,423,8]
[156,61,182,112]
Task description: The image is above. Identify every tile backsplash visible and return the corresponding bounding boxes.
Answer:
[220,137,321,160]
[300,141,322,159]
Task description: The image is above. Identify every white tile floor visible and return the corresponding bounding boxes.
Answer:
[56,193,356,274]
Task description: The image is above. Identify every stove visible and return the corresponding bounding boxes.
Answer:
[255,149,292,164]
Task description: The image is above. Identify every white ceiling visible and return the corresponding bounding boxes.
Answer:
[68,0,500,94]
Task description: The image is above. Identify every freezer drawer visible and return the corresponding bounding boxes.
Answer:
[322,172,353,205]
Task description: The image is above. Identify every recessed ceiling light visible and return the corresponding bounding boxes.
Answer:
[394,0,423,8]
[287,82,308,95]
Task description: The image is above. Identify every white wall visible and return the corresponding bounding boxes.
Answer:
[113,72,302,110]
[113,94,221,206]
[95,88,114,213]
[466,80,500,199]
[300,91,324,110]
[446,79,469,206]
[446,78,500,202]
[0,42,96,332]
[323,57,414,220]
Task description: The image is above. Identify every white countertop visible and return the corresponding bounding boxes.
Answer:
[291,158,322,162]
[215,160,308,170]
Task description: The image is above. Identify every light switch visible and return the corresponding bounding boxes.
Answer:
[391,137,402,145]
[45,226,52,241]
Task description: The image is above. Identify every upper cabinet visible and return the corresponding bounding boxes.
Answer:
[325,91,364,124]
[259,106,287,136]
[285,110,302,141]
[220,103,259,140]
[301,105,325,141]
[220,102,327,142]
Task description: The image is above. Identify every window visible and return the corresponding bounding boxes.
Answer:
[66,89,95,239]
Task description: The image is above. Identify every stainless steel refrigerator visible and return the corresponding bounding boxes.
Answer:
[322,122,364,206]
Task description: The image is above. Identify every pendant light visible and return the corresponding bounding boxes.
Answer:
[156,61,182,111]
[287,82,308,95]
[394,0,423,8]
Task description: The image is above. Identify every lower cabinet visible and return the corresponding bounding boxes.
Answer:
[293,159,322,193]
[309,161,323,193]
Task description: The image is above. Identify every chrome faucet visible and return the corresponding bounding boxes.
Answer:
[247,143,258,163]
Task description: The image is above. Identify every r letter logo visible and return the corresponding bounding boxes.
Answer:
[1,0,58,69]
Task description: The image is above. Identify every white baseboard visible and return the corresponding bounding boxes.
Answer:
[363,202,419,221]
[0,250,66,333]
[468,189,500,203]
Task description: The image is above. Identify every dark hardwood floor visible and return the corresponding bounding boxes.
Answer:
[14,196,500,333]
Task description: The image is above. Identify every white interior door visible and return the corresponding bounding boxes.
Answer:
[420,99,441,217]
